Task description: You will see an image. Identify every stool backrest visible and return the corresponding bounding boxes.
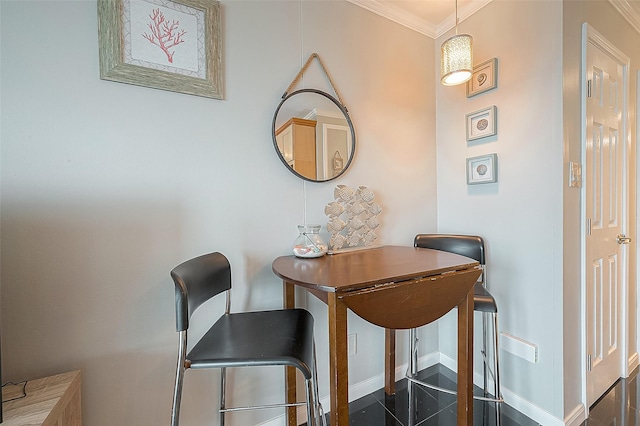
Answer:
[171,252,232,331]
[414,234,485,265]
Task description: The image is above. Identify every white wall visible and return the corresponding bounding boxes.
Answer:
[0,1,437,425]
[435,0,565,420]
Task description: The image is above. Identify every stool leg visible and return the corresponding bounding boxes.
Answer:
[219,367,226,426]
[315,377,327,426]
[493,313,501,399]
[493,312,502,426]
[483,312,490,396]
[408,377,417,426]
[171,366,184,426]
[409,328,418,377]
[409,328,422,426]
[305,378,315,426]
[311,343,326,426]
[171,331,187,426]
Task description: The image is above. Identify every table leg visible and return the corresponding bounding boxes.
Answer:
[284,281,297,426]
[384,328,396,395]
[328,292,349,426]
[457,287,474,426]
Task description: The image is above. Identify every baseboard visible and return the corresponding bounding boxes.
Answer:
[440,353,567,426]
[502,389,567,426]
[261,351,574,426]
[564,403,587,426]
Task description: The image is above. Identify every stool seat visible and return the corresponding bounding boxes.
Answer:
[188,309,315,378]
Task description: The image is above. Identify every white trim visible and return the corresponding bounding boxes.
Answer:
[501,392,566,426]
[346,0,493,39]
[579,21,588,415]
[564,404,588,426]
[637,70,640,366]
[347,0,640,39]
[607,0,640,35]
[435,0,493,37]
[346,0,437,38]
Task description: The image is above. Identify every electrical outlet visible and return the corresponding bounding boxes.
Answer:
[348,333,357,356]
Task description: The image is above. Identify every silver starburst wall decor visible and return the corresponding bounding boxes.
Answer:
[325,185,382,252]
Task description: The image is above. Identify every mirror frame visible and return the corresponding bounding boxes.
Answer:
[272,88,356,183]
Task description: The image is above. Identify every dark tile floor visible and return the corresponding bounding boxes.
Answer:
[309,363,640,425]
[582,365,640,425]
[309,364,540,425]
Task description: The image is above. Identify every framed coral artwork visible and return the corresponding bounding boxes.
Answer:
[98,0,223,99]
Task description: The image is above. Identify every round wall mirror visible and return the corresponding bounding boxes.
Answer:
[272,89,355,182]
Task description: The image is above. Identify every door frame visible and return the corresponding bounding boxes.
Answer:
[580,22,631,410]
[637,69,640,364]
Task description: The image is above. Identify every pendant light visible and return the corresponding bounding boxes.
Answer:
[440,0,473,86]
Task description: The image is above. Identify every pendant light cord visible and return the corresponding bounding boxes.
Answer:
[299,0,308,227]
[299,0,304,71]
[455,0,459,35]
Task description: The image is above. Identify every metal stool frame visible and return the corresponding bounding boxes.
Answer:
[170,252,326,426]
[408,234,503,423]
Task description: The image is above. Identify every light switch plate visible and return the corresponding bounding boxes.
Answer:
[569,162,582,188]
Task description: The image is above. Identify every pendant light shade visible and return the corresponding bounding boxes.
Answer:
[440,34,473,85]
[440,0,473,86]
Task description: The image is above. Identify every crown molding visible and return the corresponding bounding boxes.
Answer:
[608,0,640,35]
[436,0,493,38]
[348,1,640,39]
[346,0,438,38]
[347,0,493,39]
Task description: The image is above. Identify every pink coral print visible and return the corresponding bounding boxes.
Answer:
[142,8,186,64]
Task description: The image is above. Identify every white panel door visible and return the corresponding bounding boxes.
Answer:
[584,26,629,408]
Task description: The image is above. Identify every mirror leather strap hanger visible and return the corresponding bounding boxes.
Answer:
[282,53,348,112]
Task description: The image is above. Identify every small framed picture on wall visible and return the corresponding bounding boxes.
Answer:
[466,106,497,141]
[467,58,498,98]
[466,154,498,185]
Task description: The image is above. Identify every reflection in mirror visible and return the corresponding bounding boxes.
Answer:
[272,89,355,182]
